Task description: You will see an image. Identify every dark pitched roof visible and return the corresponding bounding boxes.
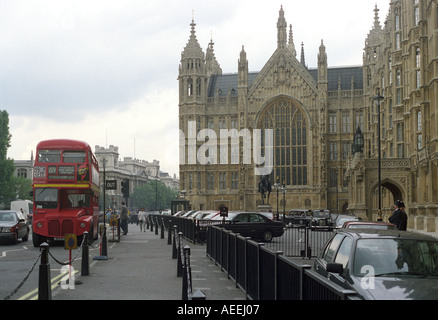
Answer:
[207,66,363,98]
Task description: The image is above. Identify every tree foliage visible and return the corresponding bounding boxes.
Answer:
[0,110,15,206]
[130,180,179,211]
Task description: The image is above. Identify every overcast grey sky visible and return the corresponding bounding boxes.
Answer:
[2,0,390,177]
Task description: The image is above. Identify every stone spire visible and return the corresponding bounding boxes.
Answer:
[181,14,204,61]
[288,24,297,56]
[206,35,222,77]
[300,42,307,68]
[373,4,381,30]
[277,6,287,49]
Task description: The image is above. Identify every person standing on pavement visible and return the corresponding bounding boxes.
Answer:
[120,202,129,235]
[389,200,408,231]
[138,208,147,232]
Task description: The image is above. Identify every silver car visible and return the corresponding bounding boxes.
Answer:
[0,210,30,244]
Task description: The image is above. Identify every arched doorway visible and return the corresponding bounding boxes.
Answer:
[370,180,404,221]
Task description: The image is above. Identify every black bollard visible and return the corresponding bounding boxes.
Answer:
[81,232,89,276]
[150,217,154,232]
[167,220,172,245]
[155,217,158,235]
[176,232,183,277]
[101,226,108,256]
[172,225,177,259]
[192,289,206,300]
[160,219,165,239]
[182,245,191,300]
[38,242,52,300]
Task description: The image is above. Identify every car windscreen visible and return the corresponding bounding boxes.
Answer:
[0,212,18,222]
[353,238,438,277]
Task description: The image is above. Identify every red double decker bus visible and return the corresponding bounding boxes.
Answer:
[32,139,100,247]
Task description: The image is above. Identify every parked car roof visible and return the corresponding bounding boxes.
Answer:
[342,221,396,230]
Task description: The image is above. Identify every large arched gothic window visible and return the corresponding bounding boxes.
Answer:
[259,98,308,186]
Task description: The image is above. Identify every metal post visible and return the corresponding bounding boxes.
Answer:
[172,225,178,259]
[81,232,89,276]
[160,218,164,239]
[102,158,108,256]
[177,232,183,277]
[167,220,172,245]
[374,91,384,221]
[38,242,51,300]
[182,245,191,300]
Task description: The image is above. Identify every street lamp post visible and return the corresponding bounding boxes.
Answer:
[274,176,280,221]
[282,182,286,218]
[374,91,384,221]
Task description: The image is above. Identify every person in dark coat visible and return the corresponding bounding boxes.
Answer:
[389,200,408,231]
[120,202,129,235]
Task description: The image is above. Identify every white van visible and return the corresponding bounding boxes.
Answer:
[10,200,33,220]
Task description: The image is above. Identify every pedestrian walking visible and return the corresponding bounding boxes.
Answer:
[120,202,129,235]
[389,200,408,231]
[138,208,147,232]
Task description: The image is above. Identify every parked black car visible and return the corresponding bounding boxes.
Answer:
[0,210,30,244]
[313,229,438,300]
[220,212,284,242]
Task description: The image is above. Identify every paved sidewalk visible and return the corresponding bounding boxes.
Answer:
[52,223,245,300]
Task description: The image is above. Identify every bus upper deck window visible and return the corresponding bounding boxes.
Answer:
[38,150,61,163]
[63,151,86,163]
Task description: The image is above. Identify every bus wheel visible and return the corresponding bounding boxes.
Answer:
[32,232,45,247]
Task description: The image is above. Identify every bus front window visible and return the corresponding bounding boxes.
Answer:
[38,150,61,163]
[35,188,58,209]
[61,190,91,208]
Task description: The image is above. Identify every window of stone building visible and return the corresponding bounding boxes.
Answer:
[417,110,423,150]
[207,173,214,190]
[231,117,238,129]
[196,78,201,96]
[219,117,226,129]
[397,123,404,158]
[416,47,421,89]
[188,173,193,190]
[329,113,337,133]
[329,169,337,188]
[414,0,420,26]
[219,172,226,190]
[259,98,308,186]
[355,112,364,131]
[207,117,214,129]
[17,168,27,178]
[342,112,350,133]
[231,172,239,189]
[329,143,338,161]
[187,78,193,96]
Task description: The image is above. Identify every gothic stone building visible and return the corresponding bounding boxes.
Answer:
[178,2,438,232]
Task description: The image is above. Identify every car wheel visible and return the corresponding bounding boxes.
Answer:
[12,231,19,244]
[22,228,29,242]
[262,230,273,242]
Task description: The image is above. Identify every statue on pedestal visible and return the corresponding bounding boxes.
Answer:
[258,175,272,205]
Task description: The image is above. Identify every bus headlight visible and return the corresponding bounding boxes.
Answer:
[80,222,86,228]
[37,222,42,228]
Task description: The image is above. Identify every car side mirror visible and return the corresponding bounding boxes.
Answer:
[327,262,344,275]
